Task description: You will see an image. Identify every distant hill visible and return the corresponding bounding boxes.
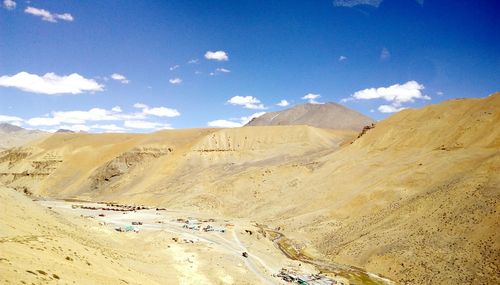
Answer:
[0,123,49,151]
[245,102,375,131]
[0,123,25,133]
[56,129,75,133]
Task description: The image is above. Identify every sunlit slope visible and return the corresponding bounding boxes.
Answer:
[0,125,354,202]
[280,93,499,284]
[0,186,180,284]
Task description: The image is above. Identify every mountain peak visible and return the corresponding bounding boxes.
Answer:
[245,102,375,131]
[0,123,25,133]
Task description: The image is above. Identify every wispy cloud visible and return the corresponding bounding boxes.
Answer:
[110,73,129,84]
[3,0,16,10]
[209,68,231,76]
[25,6,74,23]
[302,93,322,104]
[188,59,199,64]
[227,96,266,110]
[339,55,347,62]
[169,78,182,85]
[216,68,231,73]
[205,50,229,61]
[0,72,103,95]
[333,0,423,8]
[380,47,390,60]
[169,65,180,71]
[333,0,383,8]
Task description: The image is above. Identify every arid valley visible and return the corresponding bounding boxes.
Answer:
[2,1,500,284]
[1,94,499,284]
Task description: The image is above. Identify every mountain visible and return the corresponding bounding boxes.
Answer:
[0,123,25,133]
[0,123,49,151]
[0,93,498,284]
[245,102,375,131]
[56,129,75,133]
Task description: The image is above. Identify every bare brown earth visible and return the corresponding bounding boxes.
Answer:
[246,102,375,131]
[1,93,499,284]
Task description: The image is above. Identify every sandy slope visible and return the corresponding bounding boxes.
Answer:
[0,186,180,284]
[0,93,499,284]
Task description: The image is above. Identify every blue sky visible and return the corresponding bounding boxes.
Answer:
[1,0,499,132]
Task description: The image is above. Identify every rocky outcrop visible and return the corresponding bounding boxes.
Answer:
[88,146,173,191]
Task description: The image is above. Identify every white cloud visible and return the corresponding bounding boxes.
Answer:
[188,59,199,64]
[169,78,182,85]
[208,112,266,128]
[3,0,16,10]
[133,103,180,117]
[27,108,118,126]
[0,114,23,123]
[342,81,431,113]
[276,99,290,107]
[204,50,229,61]
[169,65,180,71]
[144,107,180,117]
[90,124,126,131]
[339,55,347,61]
[111,73,129,84]
[378,105,406,113]
[56,13,73,21]
[333,0,382,8]
[0,72,103,95]
[21,104,178,132]
[207,120,242,128]
[216,68,231,73]
[351,80,430,106]
[227,96,266,110]
[302,93,322,104]
[26,117,60,126]
[24,6,74,23]
[380,47,390,60]
[124,120,172,130]
[437,91,444,96]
